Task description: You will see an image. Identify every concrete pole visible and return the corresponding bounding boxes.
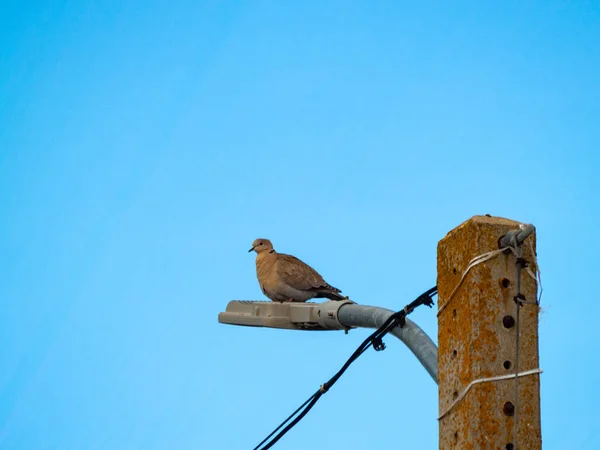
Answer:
[437,216,541,450]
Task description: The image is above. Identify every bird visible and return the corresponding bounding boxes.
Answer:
[248,238,346,302]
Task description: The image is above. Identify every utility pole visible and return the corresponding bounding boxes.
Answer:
[437,216,541,450]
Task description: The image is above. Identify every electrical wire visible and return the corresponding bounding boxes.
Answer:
[252,286,437,450]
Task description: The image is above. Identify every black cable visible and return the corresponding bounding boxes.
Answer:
[251,393,318,450]
[254,338,376,450]
[253,286,437,450]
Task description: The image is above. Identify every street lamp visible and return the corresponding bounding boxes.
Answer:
[219,299,438,383]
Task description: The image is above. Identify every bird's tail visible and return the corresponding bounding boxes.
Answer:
[321,291,347,301]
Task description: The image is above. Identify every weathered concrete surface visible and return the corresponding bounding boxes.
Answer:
[437,216,541,450]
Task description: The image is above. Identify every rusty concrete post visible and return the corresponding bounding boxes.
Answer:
[437,216,541,450]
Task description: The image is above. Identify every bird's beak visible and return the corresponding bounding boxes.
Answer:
[248,247,255,253]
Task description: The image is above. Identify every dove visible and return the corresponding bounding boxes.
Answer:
[248,238,346,302]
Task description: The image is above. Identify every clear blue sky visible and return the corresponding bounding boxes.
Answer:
[1,1,599,449]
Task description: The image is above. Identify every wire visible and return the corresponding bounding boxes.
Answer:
[252,287,437,450]
[513,251,528,450]
[251,393,318,450]
[510,237,540,449]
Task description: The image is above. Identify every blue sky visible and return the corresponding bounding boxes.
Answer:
[1,1,599,449]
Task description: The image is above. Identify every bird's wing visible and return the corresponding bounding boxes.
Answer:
[276,253,339,292]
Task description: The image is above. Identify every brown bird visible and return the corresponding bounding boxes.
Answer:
[248,238,345,302]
